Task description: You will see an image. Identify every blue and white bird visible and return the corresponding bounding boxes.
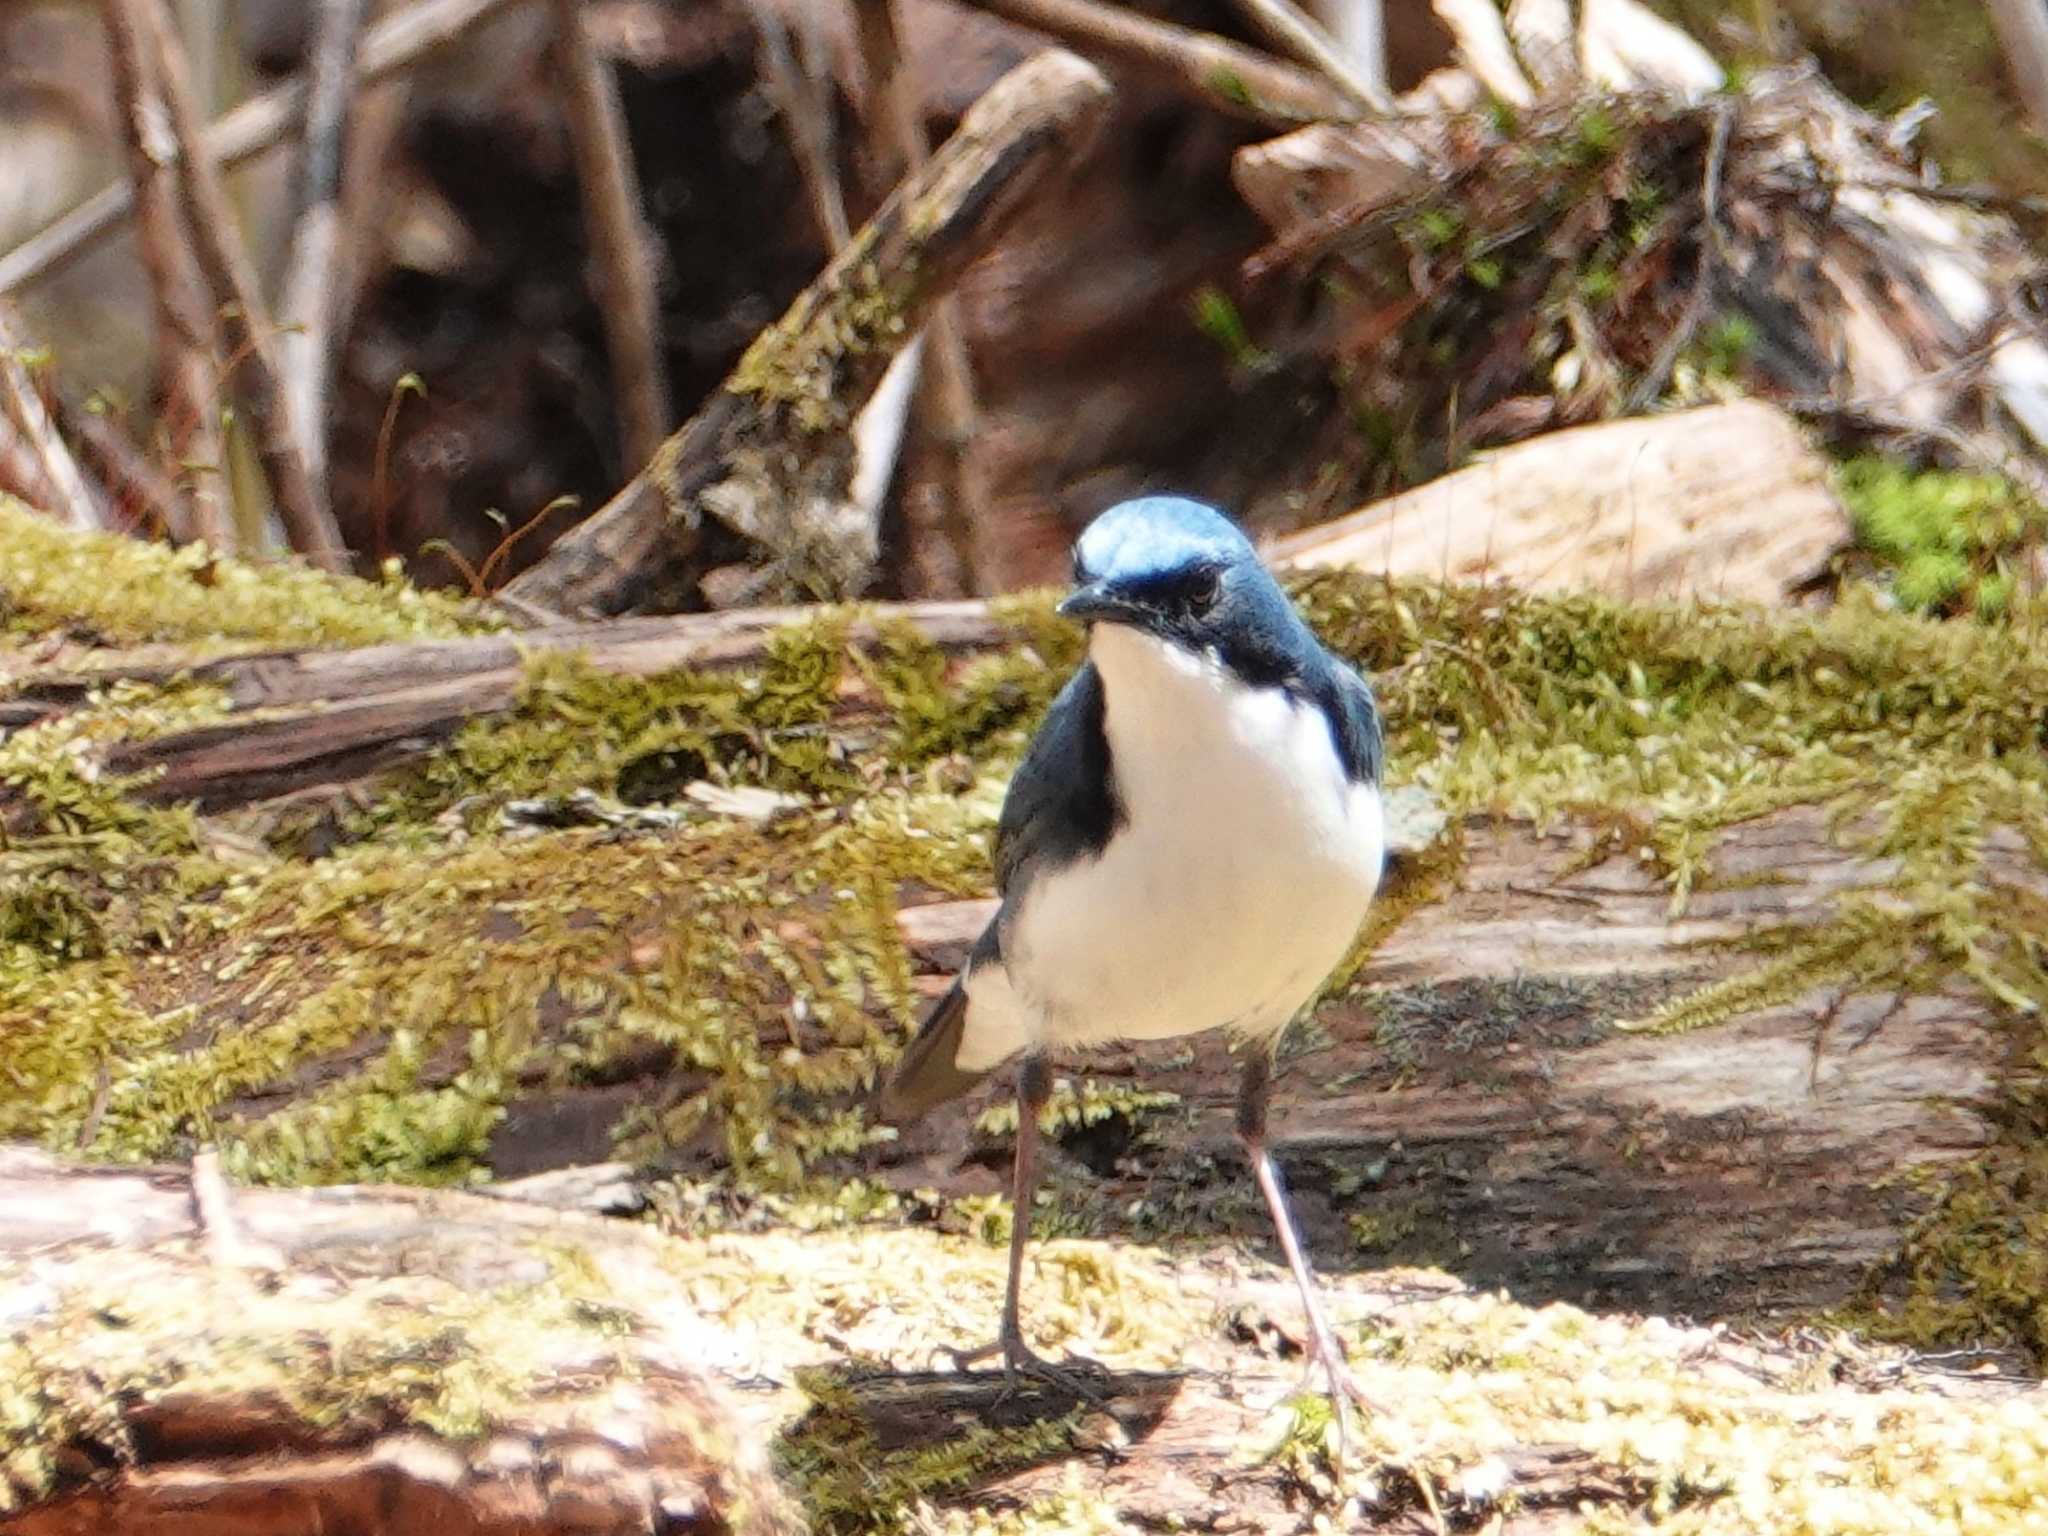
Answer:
[881,495,1386,1405]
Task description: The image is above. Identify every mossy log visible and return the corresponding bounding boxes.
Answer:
[497,50,1112,619]
[0,1148,797,1535]
[2,599,1006,814]
[3,397,1841,814]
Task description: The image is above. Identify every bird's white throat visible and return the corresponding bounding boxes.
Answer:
[955,626,1384,1071]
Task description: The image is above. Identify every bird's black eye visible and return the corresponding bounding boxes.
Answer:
[1186,567,1221,615]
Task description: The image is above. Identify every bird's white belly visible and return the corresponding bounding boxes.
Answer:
[957,632,1383,1071]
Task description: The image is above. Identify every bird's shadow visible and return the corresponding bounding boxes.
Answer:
[775,1361,1187,1514]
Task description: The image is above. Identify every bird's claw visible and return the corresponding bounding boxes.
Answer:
[946,1331,1110,1403]
[1291,1327,1379,1463]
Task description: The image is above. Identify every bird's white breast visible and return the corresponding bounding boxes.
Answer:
[957,627,1383,1071]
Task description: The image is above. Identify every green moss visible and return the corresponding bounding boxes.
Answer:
[728,248,913,436]
[0,497,483,650]
[973,1079,1183,1145]
[1837,457,2045,619]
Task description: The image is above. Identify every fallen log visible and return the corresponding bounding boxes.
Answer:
[1271,399,1848,603]
[14,1149,2034,1536]
[0,395,1844,816]
[499,49,1113,619]
[3,598,1007,814]
[0,1148,797,1534]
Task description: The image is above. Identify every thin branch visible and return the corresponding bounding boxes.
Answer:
[744,0,852,249]
[1224,0,1390,112]
[952,0,1357,125]
[56,394,192,541]
[1986,0,2048,133]
[100,0,234,549]
[854,0,985,594]
[136,0,350,569]
[278,0,369,494]
[0,306,102,530]
[548,0,671,473]
[0,0,531,298]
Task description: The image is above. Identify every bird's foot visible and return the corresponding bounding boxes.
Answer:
[945,1330,1110,1403]
[1291,1321,1380,1462]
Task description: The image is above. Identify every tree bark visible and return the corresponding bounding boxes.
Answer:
[1270,401,1848,605]
[3,599,1005,814]
[499,50,1113,619]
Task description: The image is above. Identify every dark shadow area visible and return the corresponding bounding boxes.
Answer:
[775,1363,1186,1532]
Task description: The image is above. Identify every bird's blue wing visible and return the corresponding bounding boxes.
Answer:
[879,663,1119,1124]
[993,661,1123,897]
[1309,656,1384,787]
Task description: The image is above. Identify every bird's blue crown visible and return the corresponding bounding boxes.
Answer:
[1073,497,1256,585]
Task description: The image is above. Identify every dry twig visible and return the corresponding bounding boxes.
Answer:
[0,302,102,530]
[136,0,350,570]
[744,0,852,250]
[1225,0,1389,111]
[0,0,530,298]
[278,0,369,494]
[101,0,232,548]
[953,0,1356,125]
[854,0,985,594]
[55,394,190,540]
[548,0,671,474]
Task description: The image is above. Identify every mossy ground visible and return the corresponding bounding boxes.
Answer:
[8,507,2048,1527]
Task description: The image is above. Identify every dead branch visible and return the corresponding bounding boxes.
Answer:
[100,0,234,549]
[0,304,101,531]
[952,0,1357,125]
[498,50,1113,619]
[278,0,370,497]
[854,0,985,595]
[548,0,671,474]
[136,0,350,570]
[1225,0,1390,112]
[3,399,1837,810]
[0,0,532,299]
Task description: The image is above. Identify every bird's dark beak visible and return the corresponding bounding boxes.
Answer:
[1057,582,1144,626]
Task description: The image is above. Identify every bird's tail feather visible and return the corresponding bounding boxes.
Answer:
[879,977,989,1124]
